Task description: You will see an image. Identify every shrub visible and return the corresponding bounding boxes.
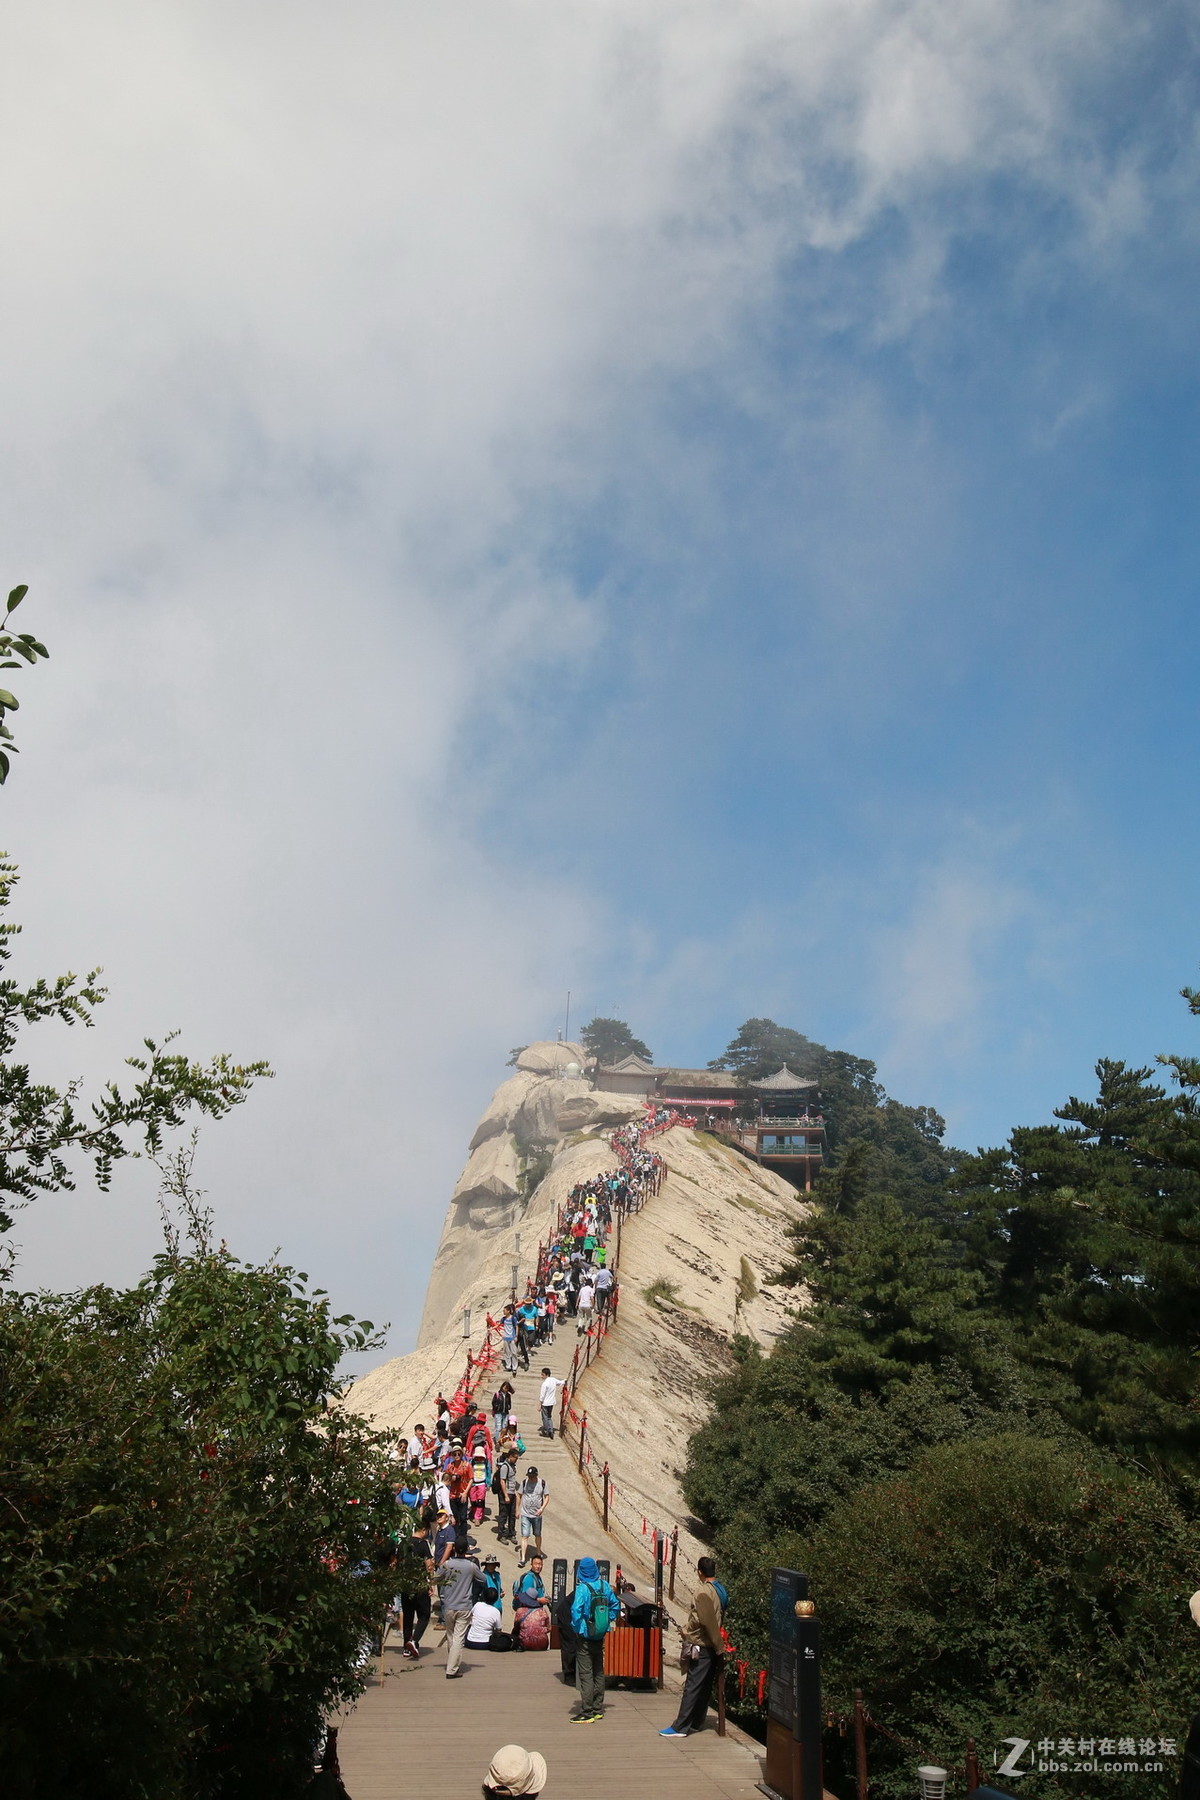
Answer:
[0,1246,402,1799]
[723,1435,1199,1800]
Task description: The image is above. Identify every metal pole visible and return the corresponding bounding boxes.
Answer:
[654,1534,664,1689]
[565,989,570,1045]
[602,1462,609,1531]
[578,1412,587,1474]
[669,1526,678,1600]
[462,1307,471,1339]
[854,1689,868,1800]
[716,1666,727,1736]
[965,1738,981,1794]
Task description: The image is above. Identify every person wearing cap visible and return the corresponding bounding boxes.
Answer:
[477,1553,504,1613]
[482,1744,547,1799]
[569,1556,618,1722]
[446,1445,473,1530]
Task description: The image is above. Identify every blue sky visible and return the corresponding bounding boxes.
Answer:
[1,0,1199,1355]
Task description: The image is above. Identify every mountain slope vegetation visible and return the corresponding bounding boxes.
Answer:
[685,1011,1200,1799]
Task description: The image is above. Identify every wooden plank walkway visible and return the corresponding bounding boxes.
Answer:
[339,1637,765,1799]
[339,1359,768,1798]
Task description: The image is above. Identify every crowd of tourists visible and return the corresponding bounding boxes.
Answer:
[370,1106,730,1773]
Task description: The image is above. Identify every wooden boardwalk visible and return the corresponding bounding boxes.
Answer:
[339,1359,768,1799]
[339,1635,765,1800]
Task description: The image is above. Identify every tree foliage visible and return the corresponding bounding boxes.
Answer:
[0,591,405,1797]
[686,1002,1200,1796]
[0,857,268,1248]
[581,1016,654,1064]
[1,1228,400,1799]
[0,584,49,784]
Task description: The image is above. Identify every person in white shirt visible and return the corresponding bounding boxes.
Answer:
[538,1368,564,1438]
[576,1280,595,1333]
[466,1599,504,1648]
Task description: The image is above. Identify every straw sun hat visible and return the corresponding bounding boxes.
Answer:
[486,1744,547,1796]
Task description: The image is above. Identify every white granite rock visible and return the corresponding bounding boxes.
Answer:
[468,1071,541,1151]
[514,1039,587,1076]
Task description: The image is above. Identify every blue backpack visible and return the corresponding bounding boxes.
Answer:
[513,1570,544,1606]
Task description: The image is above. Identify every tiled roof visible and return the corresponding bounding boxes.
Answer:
[751,1064,817,1091]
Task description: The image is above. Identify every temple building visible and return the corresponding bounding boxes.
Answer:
[593,1056,826,1191]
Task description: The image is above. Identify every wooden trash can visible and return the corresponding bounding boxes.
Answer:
[603,1620,662,1688]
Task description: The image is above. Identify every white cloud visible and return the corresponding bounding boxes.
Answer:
[0,0,1165,1346]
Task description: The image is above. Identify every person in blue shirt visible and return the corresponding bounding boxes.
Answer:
[569,1556,619,1722]
[517,1301,538,1370]
[512,1551,550,1648]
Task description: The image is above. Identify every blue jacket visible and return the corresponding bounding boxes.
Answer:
[571,1578,619,1639]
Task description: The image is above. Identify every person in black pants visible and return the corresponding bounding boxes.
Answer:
[496,1450,519,1542]
[659,1557,725,1738]
[399,1516,435,1661]
[555,1585,579,1684]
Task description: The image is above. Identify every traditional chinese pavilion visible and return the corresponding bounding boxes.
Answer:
[593,1056,826,1190]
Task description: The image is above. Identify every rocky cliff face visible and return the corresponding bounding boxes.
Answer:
[351,1042,808,1575]
[415,1041,648,1347]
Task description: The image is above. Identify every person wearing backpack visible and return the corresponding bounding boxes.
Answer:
[568,1556,619,1722]
[516,1468,548,1567]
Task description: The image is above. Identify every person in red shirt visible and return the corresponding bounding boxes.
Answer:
[445,1448,473,1530]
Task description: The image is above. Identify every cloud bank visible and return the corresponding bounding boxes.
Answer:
[0,0,1191,1350]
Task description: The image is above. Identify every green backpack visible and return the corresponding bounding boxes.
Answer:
[581,1581,616,1640]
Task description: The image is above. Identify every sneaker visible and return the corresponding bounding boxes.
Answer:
[659,1727,688,1737]
[401,1642,418,1660]
[569,1713,597,1724]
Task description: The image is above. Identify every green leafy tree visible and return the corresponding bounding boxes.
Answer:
[687,996,1200,1788]
[709,1018,949,1197]
[0,587,401,1796]
[684,1196,1038,1545]
[708,1016,817,1080]
[0,1214,401,1799]
[581,1016,654,1064]
[0,584,49,784]
[731,1436,1197,1799]
[0,856,267,1250]
[949,1046,1200,1491]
